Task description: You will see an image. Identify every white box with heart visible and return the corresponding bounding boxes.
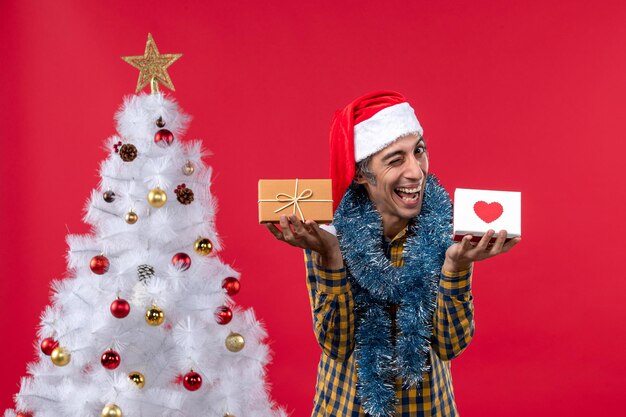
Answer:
[452,188,521,242]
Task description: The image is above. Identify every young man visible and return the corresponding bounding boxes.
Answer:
[266,91,519,417]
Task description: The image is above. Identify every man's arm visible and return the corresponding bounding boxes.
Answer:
[266,215,355,360]
[304,250,355,361]
[431,268,475,360]
[431,229,520,360]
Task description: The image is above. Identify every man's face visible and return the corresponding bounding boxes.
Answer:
[356,134,429,233]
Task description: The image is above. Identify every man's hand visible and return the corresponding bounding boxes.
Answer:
[265,215,344,269]
[442,229,521,273]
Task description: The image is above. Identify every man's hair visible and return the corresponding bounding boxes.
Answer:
[356,154,377,185]
[354,132,423,186]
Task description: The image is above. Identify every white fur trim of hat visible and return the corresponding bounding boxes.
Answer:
[353,102,423,162]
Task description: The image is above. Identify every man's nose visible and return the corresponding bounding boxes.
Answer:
[405,155,424,180]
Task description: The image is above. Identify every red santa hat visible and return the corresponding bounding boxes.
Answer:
[329,91,423,210]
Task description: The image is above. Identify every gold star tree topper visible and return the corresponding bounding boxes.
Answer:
[122,33,182,93]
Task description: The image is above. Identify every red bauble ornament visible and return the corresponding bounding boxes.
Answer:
[101,349,121,370]
[215,306,233,325]
[154,129,174,147]
[183,371,202,391]
[222,277,240,296]
[172,252,191,271]
[16,412,33,417]
[90,255,110,275]
[41,337,59,356]
[110,298,130,319]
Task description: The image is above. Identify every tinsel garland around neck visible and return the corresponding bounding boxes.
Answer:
[333,174,452,417]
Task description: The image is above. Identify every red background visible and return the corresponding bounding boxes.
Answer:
[1,1,625,415]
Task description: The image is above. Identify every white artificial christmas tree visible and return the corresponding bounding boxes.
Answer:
[6,35,286,417]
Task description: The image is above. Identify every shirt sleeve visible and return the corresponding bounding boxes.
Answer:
[431,268,475,361]
[304,249,355,361]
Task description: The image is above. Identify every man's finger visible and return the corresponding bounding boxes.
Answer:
[501,236,521,253]
[475,230,495,251]
[290,214,306,237]
[460,235,474,252]
[265,222,284,240]
[303,220,319,235]
[489,230,507,254]
[302,220,315,234]
[279,215,295,242]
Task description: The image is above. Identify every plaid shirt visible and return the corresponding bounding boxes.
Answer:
[304,228,474,417]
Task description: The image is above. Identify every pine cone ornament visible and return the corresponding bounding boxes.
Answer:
[175,184,194,205]
[119,143,138,162]
[138,264,155,283]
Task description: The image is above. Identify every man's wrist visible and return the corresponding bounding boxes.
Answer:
[442,257,472,275]
[315,247,344,269]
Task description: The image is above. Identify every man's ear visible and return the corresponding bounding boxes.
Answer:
[354,171,368,185]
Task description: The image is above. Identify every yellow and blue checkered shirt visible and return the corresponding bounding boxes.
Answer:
[304,228,474,417]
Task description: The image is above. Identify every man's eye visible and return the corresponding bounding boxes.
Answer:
[389,159,401,165]
[415,147,426,154]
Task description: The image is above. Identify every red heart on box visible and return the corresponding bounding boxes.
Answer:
[473,201,504,223]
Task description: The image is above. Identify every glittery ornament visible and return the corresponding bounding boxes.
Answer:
[174,183,194,205]
[225,333,245,352]
[119,143,138,162]
[51,346,71,366]
[110,298,130,319]
[101,403,123,417]
[16,412,32,417]
[103,190,116,203]
[194,237,213,256]
[183,370,202,391]
[122,33,182,93]
[101,349,121,370]
[125,210,138,224]
[90,255,110,275]
[145,305,165,326]
[171,252,191,271]
[154,129,174,147]
[128,371,145,388]
[147,187,167,208]
[138,264,155,283]
[222,277,240,296]
[156,116,166,128]
[41,337,59,356]
[215,306,233,325]
[182,160,195,176]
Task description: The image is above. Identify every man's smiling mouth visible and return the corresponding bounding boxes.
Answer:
[394,187,421,202]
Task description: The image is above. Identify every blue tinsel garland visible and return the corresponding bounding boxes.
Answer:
[333,174,452,417]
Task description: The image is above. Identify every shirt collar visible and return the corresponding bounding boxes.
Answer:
[384,226,409,244]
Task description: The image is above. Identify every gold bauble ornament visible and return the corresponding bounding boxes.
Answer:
[194,237,213,256]
[125,210,138,224]
[51,346,71,366]
[225,332,245,352]
[101,403,123,417]
[145,305,165,326]
[147,187,167,208]
[182,161,195,176]
[128,371,145,388]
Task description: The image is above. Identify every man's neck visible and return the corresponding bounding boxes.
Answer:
[382,216,409,241]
